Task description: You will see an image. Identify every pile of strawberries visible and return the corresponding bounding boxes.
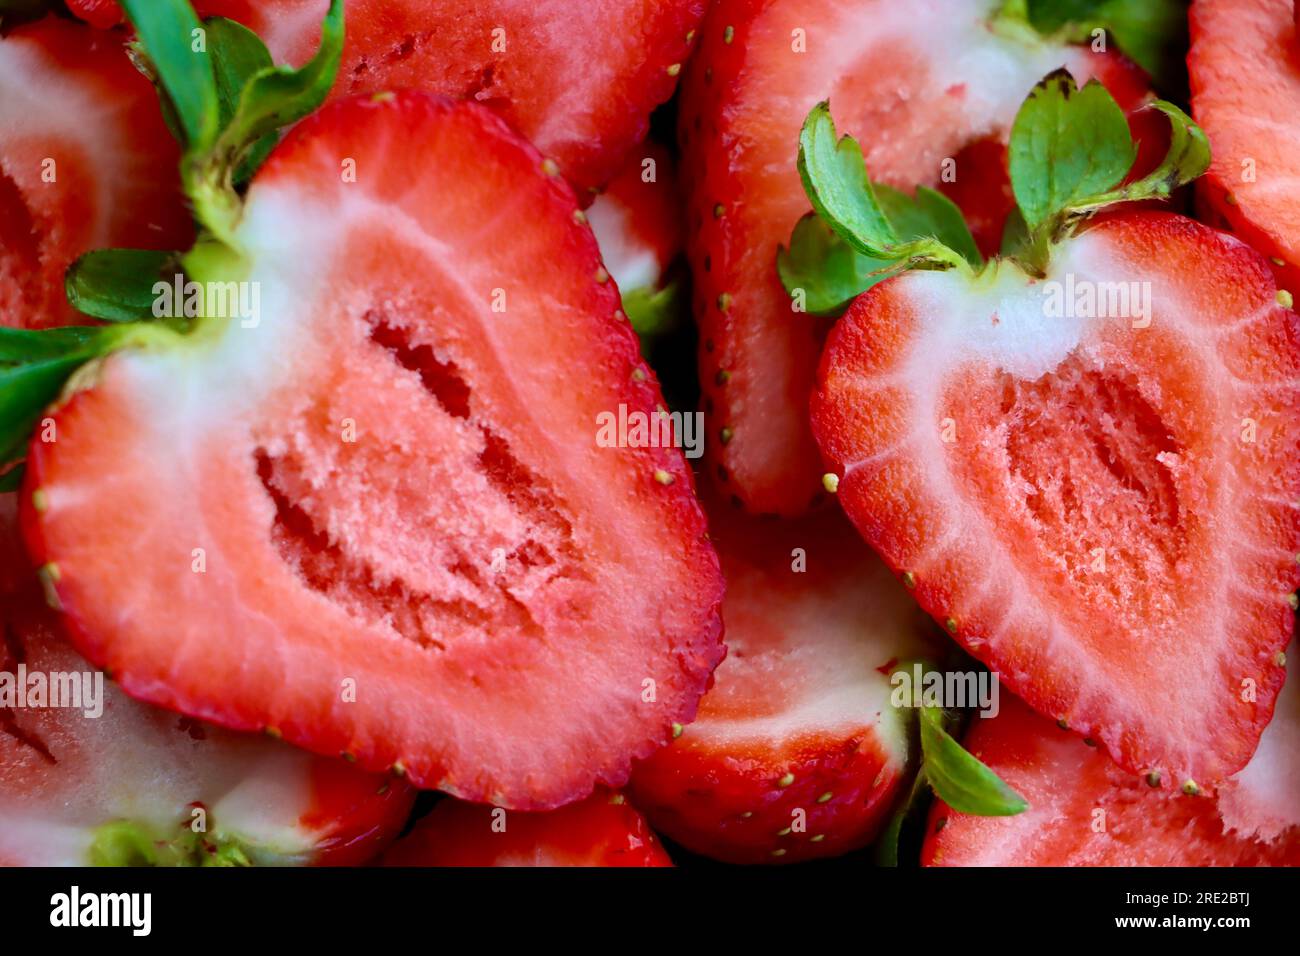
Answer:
[0,0,1297,868]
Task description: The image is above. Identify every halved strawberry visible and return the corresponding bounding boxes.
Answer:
[681,0,1158,516]
[20,91,724,810]
[922,663,1300,866]
[381,790,670,866]
[813,211,1300,788]
[1189,0,1300,293]
[72,0,702,196]
[0,17,190,329]
[629,495,936,864]
[0,577,413,866]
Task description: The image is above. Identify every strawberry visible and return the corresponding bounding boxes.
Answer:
[0,17,190,330]
[1189,0,1300,294]
[0,572,413,866]
[16,22,724,813]
[629,495,936,864]
[680,0,1160,517]
[381,790,671,866]
[805,75,1300,790]
[921,665,1300,866]
[64,0,127,29]
[66,0,703,196]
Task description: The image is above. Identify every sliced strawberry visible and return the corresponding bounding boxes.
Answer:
[0,579,413,866]
[381,790,670,866]
[20,92,724,810]
[629,495,936,864]
[0,17,190,329]
[681,0,1158,516]
[588,139,682,298]
[79,0,701,196]
[64,0,126,29]
[922,665,1300,866]
[812,211,1300,788]
[1189,0,1300,294]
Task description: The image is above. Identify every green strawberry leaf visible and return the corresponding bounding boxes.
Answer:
[777,214,899,317]
[1009,71,1136,236]
[920,704,1028,817]
[206,17,278,183]
[873,764,934,867]
[118,0,220,152]
[1007,70,1208,273]
[623,276,686,341]
[66,249,180,324]
[779,186,981,317]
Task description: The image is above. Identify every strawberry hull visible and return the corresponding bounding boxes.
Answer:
[20,93,725,811]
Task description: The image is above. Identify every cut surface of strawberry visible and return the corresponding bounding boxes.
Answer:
[681,0,1157,516]
[0,579,413,866]
[1189,0,1300,293]
[922,667,1300,866]
[78,0,702,196]
[588,139,682,297]
[812,211,1300,788]
[629,495,935,864]
[21,92,724,809]
[381,790,671,866]
[0,17,190,329]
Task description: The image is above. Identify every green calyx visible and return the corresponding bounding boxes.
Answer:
[779,69,1208,313]
[0,0,345,481]
[89,819,255,868]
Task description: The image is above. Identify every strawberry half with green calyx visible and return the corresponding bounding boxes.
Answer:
[922,658,1300,867]
[15,0,724,809]
[809,72,1300,791]
[1188,0,1300,296]
[0,579,414,867]
[0,16,191,331]
[380,791,671,867]
[681,0,1161,519]
[629,497,943,865]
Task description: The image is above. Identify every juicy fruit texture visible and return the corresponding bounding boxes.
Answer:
[923,672,1300,866]
[1189,0,1300,292]
[0,18,189,329]
[75,0,702,196]
[381,791,671,866]
[812,212,1300,787]
[21,93,724,809]
[630,497,934,864]
[587,140,682,295]
[681,0,1157,516]
[0,584,413,866]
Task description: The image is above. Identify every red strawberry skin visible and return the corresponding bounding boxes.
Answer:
[922,683,1300,866]
[588,139,683,295]
[74,0,702,196]
[1189,0,1300,294]
[679,0,1158,517]
[0,17,191,330]
[812,212,1300,789]
[630,497,935,864]
[381,791,671,866]
[20,92,724,811]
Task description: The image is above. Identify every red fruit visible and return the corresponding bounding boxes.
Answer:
[0,17,190,330]
[1189,0,1300,294]
[381,791,671,866]
[922,666,1300,866]
[0,581,412,866]
[64,0,125,29]
[76,0,701,196]
[587,140,683,296]
[629,496,935,864]
[20,93,724,809]
[812,212,1300,787]
[680,0,1158,516]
